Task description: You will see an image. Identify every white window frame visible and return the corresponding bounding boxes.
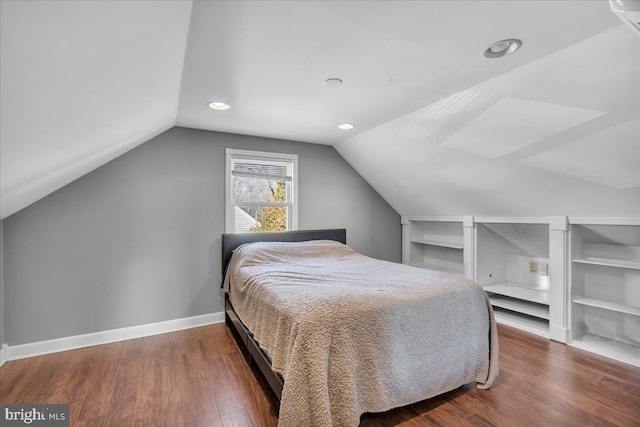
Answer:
[225,148,298,233]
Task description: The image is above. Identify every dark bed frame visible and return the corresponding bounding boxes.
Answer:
[221,228,347,400]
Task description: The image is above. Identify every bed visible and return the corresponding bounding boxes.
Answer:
[222,229,498,427]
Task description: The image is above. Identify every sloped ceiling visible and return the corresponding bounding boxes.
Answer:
[335,23,640,216]
[0,1,192,218]
[1,0,639,219]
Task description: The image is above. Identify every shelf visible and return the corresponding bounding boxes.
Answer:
[475,217,550,224]
[402,216,464,223]
[483,283,550,305]
[489,295,549,320]
[492,308,549,338]
[573,256,640,270]
[420,263,464,275]
[573,298,640,317]
[411,238,463,249]
[571,333,640,368]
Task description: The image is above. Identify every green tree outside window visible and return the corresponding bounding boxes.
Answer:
[251,181,287,232]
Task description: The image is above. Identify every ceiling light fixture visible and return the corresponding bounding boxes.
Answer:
[208,101,231,110]
[324,78,343,87]
[483,39,522,59]
[338,123,355,130]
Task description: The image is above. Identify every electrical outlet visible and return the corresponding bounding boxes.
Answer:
[529,261,538,274]
[538,262,548,276]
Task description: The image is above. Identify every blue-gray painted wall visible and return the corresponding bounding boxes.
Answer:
[2,127,401,345]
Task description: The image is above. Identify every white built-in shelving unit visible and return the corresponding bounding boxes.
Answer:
[474,218,552,338]
[569,218,640,367]
[402,215,639,367]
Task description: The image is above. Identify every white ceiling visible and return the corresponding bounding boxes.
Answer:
[1,1,639,218]
[0,0,192,218]
[335,22,640,216]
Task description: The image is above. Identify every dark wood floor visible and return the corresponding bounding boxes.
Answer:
[1,323,639,427]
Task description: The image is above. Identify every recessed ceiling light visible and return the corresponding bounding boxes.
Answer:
[208,101,231,110]
[324,78,343,87]
[483,39,522,59]
[338,123,355,130]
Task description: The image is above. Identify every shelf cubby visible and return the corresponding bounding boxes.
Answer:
[570,220,640,367]
[475,220,551,337]
[402,217,466,276]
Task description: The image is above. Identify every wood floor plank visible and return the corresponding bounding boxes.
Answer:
[2,354,54,403]
[598,374,640,400]
[463,414,494,427]
[185,353,224,426]
[133,360,164,427]
[221,408,255,427]
[103,358,141,427]
[210,351,254,417]
[231,361,279,427]
[0,358,31,401]
[35,352,81,405]
[62,347,108,422]
[593,404,640,427]
[74,415,106,427]
[76,343,121,421]
[1,323,639,427]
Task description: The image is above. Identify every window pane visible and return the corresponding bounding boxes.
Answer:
[234,206,287,232]
[233,161,288,177]
[233,177,288,203]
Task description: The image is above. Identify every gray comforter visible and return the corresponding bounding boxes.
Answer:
[223,240,498,427]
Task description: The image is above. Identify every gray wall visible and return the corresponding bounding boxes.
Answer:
[2,127,401,345]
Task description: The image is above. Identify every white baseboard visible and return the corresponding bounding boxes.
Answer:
[4,311,225,362]
[0,343,7,367]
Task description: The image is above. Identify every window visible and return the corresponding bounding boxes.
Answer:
[226,148,298,233]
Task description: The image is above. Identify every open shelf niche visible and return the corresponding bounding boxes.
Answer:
[401,216,469,277]
[475,218,552,338]
[569,219,640,367]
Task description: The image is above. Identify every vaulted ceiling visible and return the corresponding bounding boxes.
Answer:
[1,1,638,218]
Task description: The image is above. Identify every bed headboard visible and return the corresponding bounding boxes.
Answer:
[221,228,347,269]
